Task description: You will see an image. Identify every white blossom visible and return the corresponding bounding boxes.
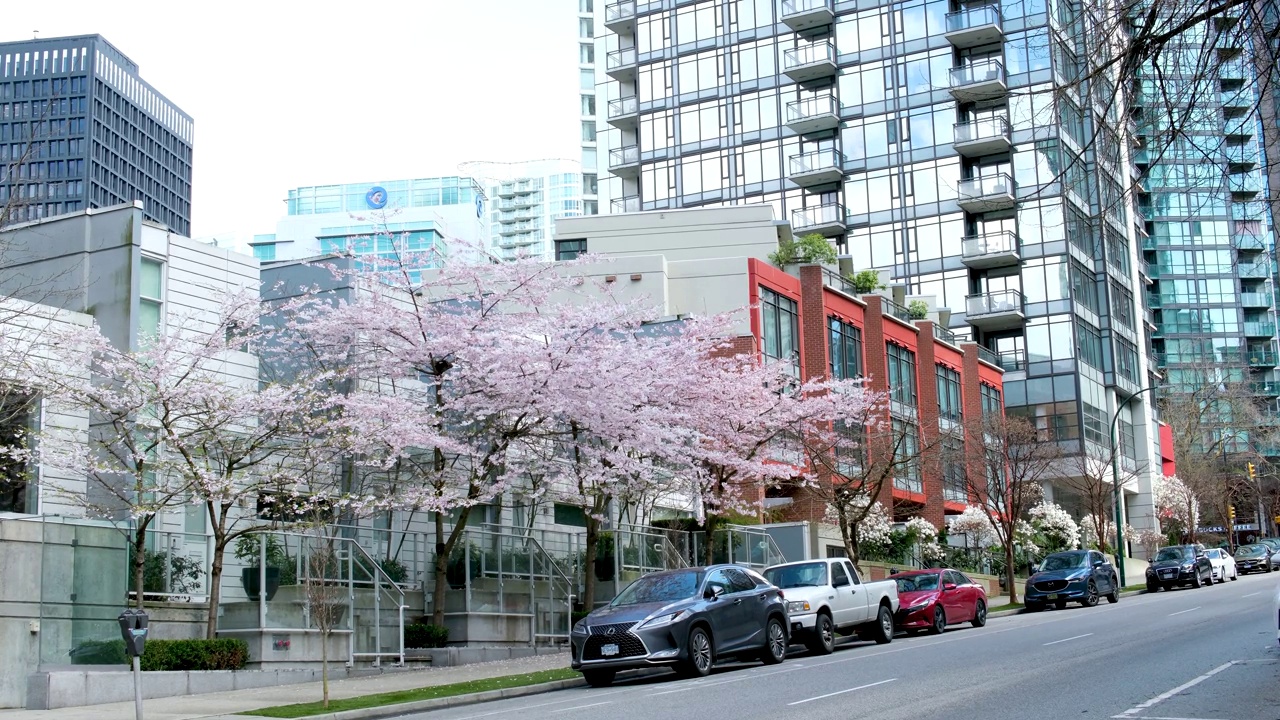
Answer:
[949,506,998,548]
[1028,501,1080,551]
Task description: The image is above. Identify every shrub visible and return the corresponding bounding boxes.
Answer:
[378,557,408,584]
[848,269,886,294]
[138,638,250,671]
[907,300,929,319]
[404,623,449,648]
[768,233,838,267]
[69,639,128,665]
[143,550,205,594]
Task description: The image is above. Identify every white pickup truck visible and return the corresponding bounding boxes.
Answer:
[764,558,899,654]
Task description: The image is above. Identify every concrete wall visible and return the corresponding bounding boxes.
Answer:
[554,205,785,263]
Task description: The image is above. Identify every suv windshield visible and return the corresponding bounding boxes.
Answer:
[893,573,940,592]
[764,562,828,589]
[611,570,704,606]
[1155,546,1193,562]
[1040,552,1088,571]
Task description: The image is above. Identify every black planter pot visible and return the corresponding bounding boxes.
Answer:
[446,559,468,590]
[594,556,616,582]
[242,566,281,601]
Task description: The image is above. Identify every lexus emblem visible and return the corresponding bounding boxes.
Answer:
[604,627,616,636]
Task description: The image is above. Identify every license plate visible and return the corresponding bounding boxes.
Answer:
[1046,594,1058,600]
[600,643,619,657]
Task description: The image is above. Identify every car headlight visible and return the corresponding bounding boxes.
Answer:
[787,600,812,613]
[1182,563,1194,571]
[637,609,690,629]
[572,620,588,635]
[906,597,933,611]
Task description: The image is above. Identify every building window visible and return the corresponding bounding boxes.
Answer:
[582,173,598,195]
[555,238,587,261]
[1076,320,1104,370]
[252,244,276,262]
[581,121,597,142]
[580,42,595,64]
[760,287,799,371]
[936,364,962,423]
[980,383,1002,416]
[1082,402,1105,446]
[138,257,164,340]
[892,418,922,494]
[828,317,862,380]
[942,436,967,503]
[886,343,917,408]
[553,503,588,527]
[0,388,38,514]
[579,17,594,38]
[580,94,596,116]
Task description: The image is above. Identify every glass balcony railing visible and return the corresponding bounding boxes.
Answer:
[1251,381,1280,395]
[950,58,1006,90]
[786,95,839,125]
[791,203,846,232]
[1241,292,1273,308]
[1225,115,1256,137]
[782,0,832,16]
[1145,293,1161,309]
[957,173,1015,203]
[604,0,636,25]
[1244,321,1277,336]
[946,4,1002,34]
[961,230,1019,260]
[783,42,836,73]
[953,116,1011,146]
[609,145,639,168]
[966,289,1024,317]
[1240,262,1271,279]
[606,47,637,72]
[788,148,845,177]
[976,345,1002,367]
[610,196,640,213]
[1247,350,1279,366]
[608,96,638,119]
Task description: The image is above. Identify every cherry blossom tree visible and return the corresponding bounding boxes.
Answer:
[1154,474,1200,542]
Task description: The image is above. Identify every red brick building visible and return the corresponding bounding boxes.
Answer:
[747,260,1006,528]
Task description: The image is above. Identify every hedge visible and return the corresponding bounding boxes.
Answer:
[138,639,250,671]
[404,623,448,649]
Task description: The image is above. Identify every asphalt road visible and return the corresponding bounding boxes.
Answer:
[404,572,1280,720]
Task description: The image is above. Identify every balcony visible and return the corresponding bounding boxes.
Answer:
[1233,201,1266,221]
[509,192,542,209]
[961,230,1020,269]
[606,96,639,130]
[791,203,847,237]
[497,221,538,237]
[610,195,640,214]
[1244,320,1277,337]
[785,95,840,134]
[606,47,638,82]
[949,59,1007,102]
[1221,88,1251,110]
[1221,59,1247,81]
[1247,350,1279,367]
[953,116,1012,157]
[957,173,1016,212]
[783,42,837,83]
[1145,293,1161,309]
[781,0,835,32]
[603,0,637,33]
[965,289,1025,331]
[1225,145,1258,169]
[944,5,1004,48]
[1240,261,1271,279]
[1251,381,1280,396]
[609,145,641,178]
[1235,233,1266,252]
[788,149,845,187]
[1140,259,1155,284]
[1242,292,1274,309]
[1225,115,1256,139]
[1228,173,1260,197]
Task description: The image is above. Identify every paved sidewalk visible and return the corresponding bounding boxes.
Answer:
[0,653,572,720]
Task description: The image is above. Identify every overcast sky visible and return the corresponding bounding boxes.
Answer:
[3,1,581,247]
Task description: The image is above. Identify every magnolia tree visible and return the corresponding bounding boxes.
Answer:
[826,497,893,561]
[1028,501,1080,554]
[904,516,945,566]
[1154,474,1199,542]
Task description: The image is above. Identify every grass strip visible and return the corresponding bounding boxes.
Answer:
[241,668,581,718]
[986,602,1023,613]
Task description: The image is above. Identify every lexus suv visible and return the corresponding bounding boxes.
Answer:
[570,565,788,687]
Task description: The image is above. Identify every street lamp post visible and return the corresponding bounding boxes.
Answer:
[1108,384,1163,588]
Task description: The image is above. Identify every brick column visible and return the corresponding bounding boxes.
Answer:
[960,343,988,502]
[915,321,945,529]
[860,295,894,510]
[781,265,834,524]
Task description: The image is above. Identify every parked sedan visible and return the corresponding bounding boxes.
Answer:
[891,568,988,634]
[1146,544,1214,590]
[1235,544,1273,574]
[1024,550,1120,611]
[1204,548,1239,582]
[570,565,789,687]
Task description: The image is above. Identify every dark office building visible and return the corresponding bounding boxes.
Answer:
[0,35,193,234]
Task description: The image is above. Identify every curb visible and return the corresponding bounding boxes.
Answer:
[238,668,663,720]
[988,588,1150,618]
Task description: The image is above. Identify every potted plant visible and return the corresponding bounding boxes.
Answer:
[848,269,887,294]
[594,531,616,582]
[907,300,929,320]
[235,534,293,601]
[446,543,481,589]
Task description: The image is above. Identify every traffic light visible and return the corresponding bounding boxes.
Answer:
[1228,505,1236,523]
[1247,462,1257,480]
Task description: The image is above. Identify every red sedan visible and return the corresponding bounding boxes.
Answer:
[889,568,988,634]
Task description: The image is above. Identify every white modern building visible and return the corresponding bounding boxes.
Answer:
[249,177,490,265]
[459,159,585,260]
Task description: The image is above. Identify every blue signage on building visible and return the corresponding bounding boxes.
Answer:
[475,194,484,218]
[366,186,388,209]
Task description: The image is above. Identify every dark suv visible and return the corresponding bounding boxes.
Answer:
[1146,544,1213,591]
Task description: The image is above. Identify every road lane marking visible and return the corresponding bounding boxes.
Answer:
[786,678,897,706]
[1042,633,1093,646]
[646,665,805,696]
[1123,716,1231,720]
[1114,661,1236,717]
[553,701,613,713]
[1167,606,1201,617]
[1242,591,1262,597]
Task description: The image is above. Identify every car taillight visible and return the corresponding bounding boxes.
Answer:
[778,590,784,599]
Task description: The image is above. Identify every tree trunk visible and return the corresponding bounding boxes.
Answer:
[132,526,148,610]
[206,539,226,640]
[321,624,329,709]
[837,509,860,566]
[582,515,599,611]
[1004,542,1018,604]
[431,513,447,627]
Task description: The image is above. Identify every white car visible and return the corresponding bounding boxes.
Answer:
[1204,548,1238,582]
[763,558,899,654]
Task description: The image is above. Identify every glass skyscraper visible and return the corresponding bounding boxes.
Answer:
[596,0,1164,530]
[0,35,193,234]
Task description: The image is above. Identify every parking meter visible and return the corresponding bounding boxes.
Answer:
[118,609,149,657]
